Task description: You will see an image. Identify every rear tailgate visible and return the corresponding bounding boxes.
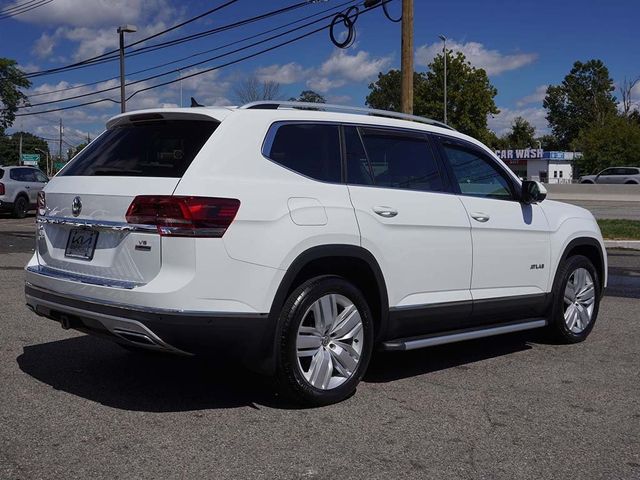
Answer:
[36,113,220,286]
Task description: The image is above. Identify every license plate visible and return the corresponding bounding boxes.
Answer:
[65,228,99,260]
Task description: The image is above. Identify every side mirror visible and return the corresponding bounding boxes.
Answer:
[521,180,547,204]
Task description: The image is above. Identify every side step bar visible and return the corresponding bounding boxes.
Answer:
[381,319,548,351]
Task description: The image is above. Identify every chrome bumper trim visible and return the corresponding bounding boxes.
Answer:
[24,281,267,318]
[37,215,157,233]
[26,265,143,289]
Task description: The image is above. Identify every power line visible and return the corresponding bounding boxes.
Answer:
[23,1,358,109]
[17,0,390,117]
[0,0,53,20]
[0,0,41,14]
[26,0,355,99]
[25,0,316,79]
[24,0,243,78]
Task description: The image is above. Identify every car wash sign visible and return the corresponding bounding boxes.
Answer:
[495,148,544,161]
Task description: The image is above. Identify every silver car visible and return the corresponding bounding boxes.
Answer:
[580,166,640,184]
[0,166,49,218]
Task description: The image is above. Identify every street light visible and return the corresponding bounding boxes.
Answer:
[34,148,49,176]
[117,24,137,113]
[438,34,447,124]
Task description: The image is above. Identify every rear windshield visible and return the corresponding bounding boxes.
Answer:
[0,168,4,179]
[60,120,217,177]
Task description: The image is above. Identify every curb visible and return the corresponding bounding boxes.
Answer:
[604,240,640,251]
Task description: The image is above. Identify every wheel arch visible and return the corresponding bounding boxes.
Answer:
[557,237,606,293]
[269,244,390,343]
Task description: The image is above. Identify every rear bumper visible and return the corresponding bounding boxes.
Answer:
[25,283,278,371]
[0,200,15,212]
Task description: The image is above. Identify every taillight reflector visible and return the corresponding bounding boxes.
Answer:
[37,191,46,216]
[125,196,240,237]
[0,183,4,195]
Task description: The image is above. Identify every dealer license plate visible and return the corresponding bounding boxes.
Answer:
[64,228,98,260]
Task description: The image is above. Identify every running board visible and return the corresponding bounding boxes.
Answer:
[380,319,548,351]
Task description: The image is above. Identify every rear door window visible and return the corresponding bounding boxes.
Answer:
[60,120,217,177]
[10,168,35,182]
[358,127,445,192]
[264,123,341,183]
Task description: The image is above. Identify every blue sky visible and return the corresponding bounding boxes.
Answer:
[1,0,639,152]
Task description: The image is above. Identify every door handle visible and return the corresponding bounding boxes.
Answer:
[372,206,398,218]
[470,212,490,223]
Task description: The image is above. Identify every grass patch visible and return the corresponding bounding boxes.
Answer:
[597,219,640,240]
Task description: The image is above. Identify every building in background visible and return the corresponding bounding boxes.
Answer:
[495,148,581,184]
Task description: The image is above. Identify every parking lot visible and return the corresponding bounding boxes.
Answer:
[1,215,639,479]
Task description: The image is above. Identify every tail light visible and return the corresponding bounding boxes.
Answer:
[0,183,4,195]
[37,191,46,216]
[125,196,240,237]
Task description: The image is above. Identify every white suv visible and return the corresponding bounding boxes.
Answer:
[25,102,607,405]
[0,165,49,218]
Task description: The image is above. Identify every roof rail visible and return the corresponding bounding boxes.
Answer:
[239,101,455,130]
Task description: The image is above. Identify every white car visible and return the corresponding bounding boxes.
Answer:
[25,102,607,405]
[0,165,49,218]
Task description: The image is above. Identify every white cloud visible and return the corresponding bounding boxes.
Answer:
[416,40,537,76]
[8,0,173,28]
[19,0,180,61]
[489,107,549,136]
[255,63,310,85]
[306,77,346,93]
[32,33,55,58]
[253,49,392,94]
[516,85,548,107]
[326,94,352,105]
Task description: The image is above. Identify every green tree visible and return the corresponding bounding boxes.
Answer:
[574,115,640,174]
[366,70,429,114]
[506,116,536,147]
[537,134,561,151]
[543,59,617,149]
[0,131,49,167]
[289,90,326,103]
[0,59,31,136]
[366,51,499,142]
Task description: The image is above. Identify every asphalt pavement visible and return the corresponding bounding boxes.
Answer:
[1,215,639,479]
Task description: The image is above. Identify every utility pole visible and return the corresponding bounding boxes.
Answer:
[58,118,63,166]
[117,24,137,113]
[439,34,448,124]
[400,0,414,114]
[18,134,23,165]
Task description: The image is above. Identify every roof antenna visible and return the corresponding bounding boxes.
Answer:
[190,97,204,107]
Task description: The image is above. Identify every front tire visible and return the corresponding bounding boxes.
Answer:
[12,196,28,219]
[276,276,374,406]
[549,255,601,343]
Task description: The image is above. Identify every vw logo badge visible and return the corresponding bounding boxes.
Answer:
[71,196,82,217]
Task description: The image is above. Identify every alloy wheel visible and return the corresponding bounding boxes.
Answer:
[296,293,364,390]
[563,267,595,334]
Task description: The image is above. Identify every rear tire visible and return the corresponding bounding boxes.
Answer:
[12,196,28,219]
[275,275,374,406]
[548,255,601,343]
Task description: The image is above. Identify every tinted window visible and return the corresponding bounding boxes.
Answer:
[442,143,514,200]
[34,170,48,182]
[266,123,341,182]
[0,168,4,179]
[359,128,444,192]
[10,168,36,182]
[344,126,373,185]
[61,120,217,177]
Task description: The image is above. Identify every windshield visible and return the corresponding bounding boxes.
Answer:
[60,120,218,177]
